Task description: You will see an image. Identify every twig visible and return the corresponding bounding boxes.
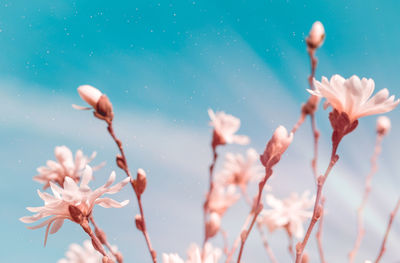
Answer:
[374,198,400,263]
[349,134,383,263]
[106,121,157,263]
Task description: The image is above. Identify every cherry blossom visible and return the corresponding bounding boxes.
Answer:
[310,75,399,123]
[20,166,130,245]
[34,146,99,189]
[258,191,315,239]
[215,148,263,190]
[208,109,249,147]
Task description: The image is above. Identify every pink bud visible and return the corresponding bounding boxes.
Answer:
[135,214,145,231]
[78,85,103,108]
[260,125,293,167]
[301,252,310,263]
[307,21,325,49]
[133,168,147,196]
[205,212,221,239]
[376,116,391,136]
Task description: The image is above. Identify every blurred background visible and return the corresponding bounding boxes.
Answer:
[1,0,400,262]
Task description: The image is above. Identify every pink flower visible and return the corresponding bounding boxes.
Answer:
[260,126,294,168]
[34,146,100,189]
[376,116,391,136]
[306,21,325,49]
[58,240,104,263]
[310,75,400,123]
[162,243,221,263]
[208,109,249,147]
[20,166,130,245]
[208,184,240,216]
[78,85,103,108]
[216,148,263,190]
[186,243,221,263]
[258,191,314,239]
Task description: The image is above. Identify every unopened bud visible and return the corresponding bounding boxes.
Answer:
[260,125,293,167]
[376,116,391,136]
[68,205,84,224]
[306,21,325,49]
[240,230,248,241]
[95,228,107,244]
[95,95,114,121]
[205,212,221,239]
[78,85,102,108]
[315,205,323,219]
[116,155,126,170]
[115,251,124,263]
[133,168,147,196]
[135,214,145,232]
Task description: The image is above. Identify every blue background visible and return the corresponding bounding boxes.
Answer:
[1,0,399,262]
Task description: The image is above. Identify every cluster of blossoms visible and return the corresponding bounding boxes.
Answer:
[19,20,400,263]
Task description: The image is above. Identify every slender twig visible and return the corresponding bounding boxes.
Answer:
[374,198,400,263]
[89,215,123,263]
[81,220,108,257]
[240,188,278,263]
[316,197,326,263]
[349,134,383,263]
[295,137,342,263]
[291,113,306,135]
[106,121,157,263]
[220,229,229,256]
[226,213,253,263]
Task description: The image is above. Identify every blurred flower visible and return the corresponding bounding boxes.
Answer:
[258,191,314,239]
[205,212,221,239]
[208,109,249,147]
[58,240,103,263]
[260,126,293,168]
[162,253,185,263]
[20,166,130,245]
[34,146,100,189]
[216,148,263,191]
[376,116,391,136]
[311,75,399,123]
[306,21,325,49]
[208,184,240,216]
[162,243,221,263]
[187,243,221,263]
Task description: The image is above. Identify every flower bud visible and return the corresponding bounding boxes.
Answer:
[376,116,391,136]
[102,256,115,263]
[135,214,145,231]
[260,125,293,167]
[95,95,114,121]
[78,85,102,108]
[306,21,325,49]
[133,168,147,196]
[68,205,84,224]
[205,212,221,239]
[301,252,310,263]
[95,228,107,244]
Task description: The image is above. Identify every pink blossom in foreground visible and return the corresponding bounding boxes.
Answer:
[310,75,400,123]
[34,146,99,189]
[376,116,391,136]
[163,243,221,263]
[58,240,104,263]
[258,191,315,239]
[306,21,325,49]
[208,109,250,147]
[260,125,294,168]
[20,166,130,245]
[215,148,263,191]
[208,184,240,216]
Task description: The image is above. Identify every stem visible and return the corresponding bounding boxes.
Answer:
[316,197,326,263]
[291,113,306,134]
[236,167,273,263]
[202,146,218,254]
[81,220,108,257]
[374,198,400,263]
[349,134,383,263]
[287,231,295,260]
[295,137,341,263]
[106,121,157,263]
[225,213,253,263]
[89,215,123,263]
[220,228,229,256]
[240,188,278,263]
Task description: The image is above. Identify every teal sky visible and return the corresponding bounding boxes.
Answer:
[1,1,400,262]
